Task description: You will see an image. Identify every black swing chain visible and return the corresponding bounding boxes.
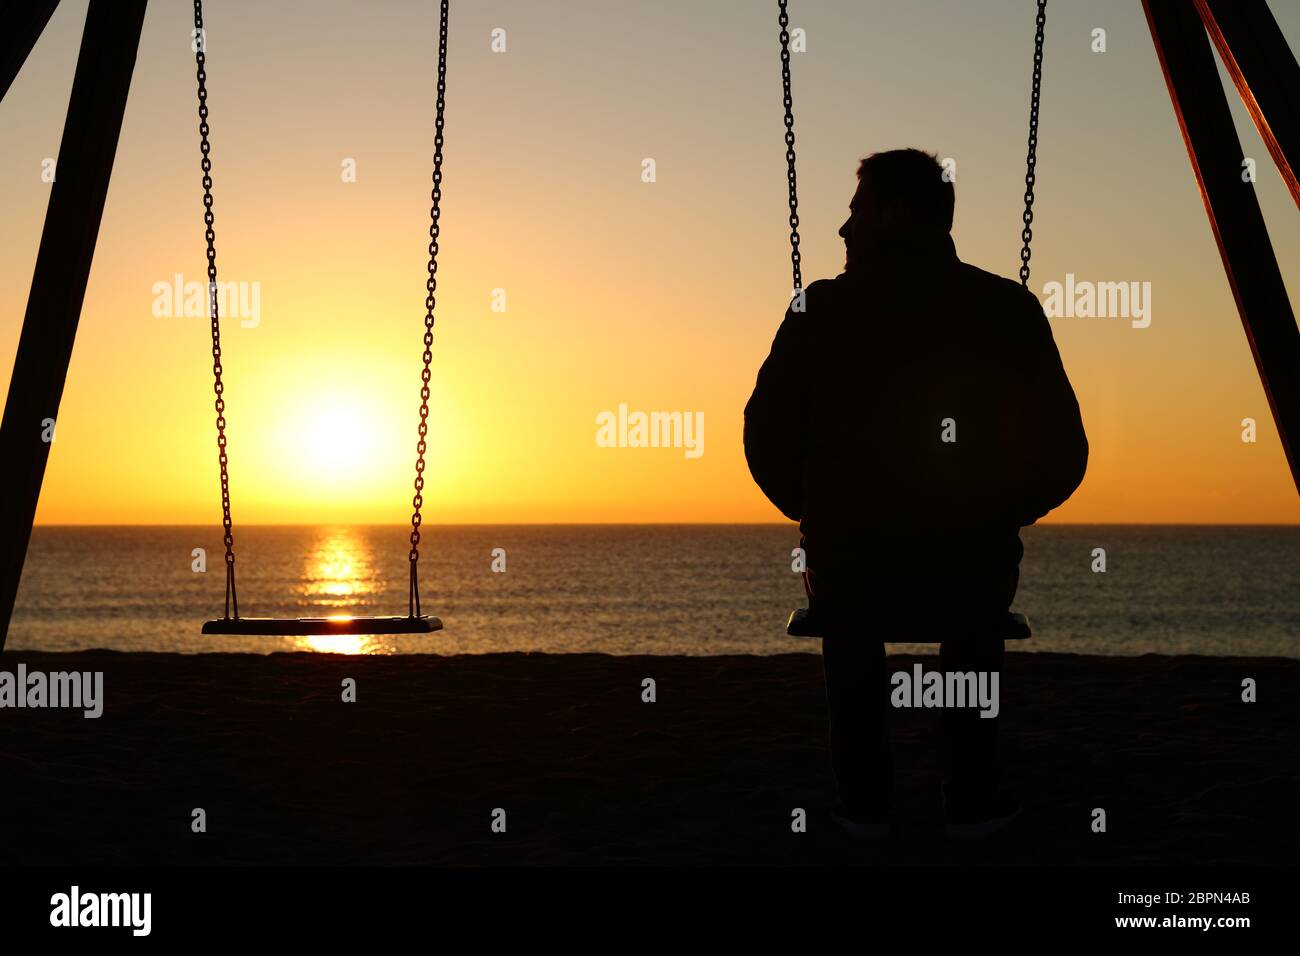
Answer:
[192,0,238,620]
[777,0,802,297]
[409,0,449,618]
[1019,0,1047,288]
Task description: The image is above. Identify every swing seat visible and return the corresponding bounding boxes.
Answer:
[786,607,1030,641]
[202,615,443,636]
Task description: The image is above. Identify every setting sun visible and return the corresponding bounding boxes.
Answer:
[294,396,385,481]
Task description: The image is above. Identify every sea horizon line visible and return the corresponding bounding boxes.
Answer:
[28,521,1300,529]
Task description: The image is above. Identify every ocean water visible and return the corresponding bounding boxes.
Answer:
[6,525,1297,656]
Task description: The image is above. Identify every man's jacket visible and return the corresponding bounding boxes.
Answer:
[743,233,1088,612]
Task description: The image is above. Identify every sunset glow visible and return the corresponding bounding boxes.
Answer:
[2,0,1297,526]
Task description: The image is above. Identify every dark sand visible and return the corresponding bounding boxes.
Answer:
[0,651,1295,865]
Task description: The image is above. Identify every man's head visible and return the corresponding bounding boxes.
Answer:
[839,148,955,271]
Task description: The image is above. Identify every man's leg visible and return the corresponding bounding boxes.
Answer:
[937,635,1004,798]
[820,634,892,815]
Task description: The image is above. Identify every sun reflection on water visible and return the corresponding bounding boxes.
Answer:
[293,529,383,654]
[301,633,374,655]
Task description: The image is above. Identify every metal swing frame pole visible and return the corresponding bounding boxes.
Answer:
[0,0,149,651]
[1143,0,1300,493]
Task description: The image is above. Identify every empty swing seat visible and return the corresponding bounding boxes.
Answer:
[202,615,443,636]
[786,607,1030,641]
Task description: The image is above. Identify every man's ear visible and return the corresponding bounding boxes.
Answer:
[878,203,905,231]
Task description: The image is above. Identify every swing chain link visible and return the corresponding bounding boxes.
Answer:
[192,0,238,619]
[409,0,449,617]
[777,0,802,295]
[1019,0,1047,288]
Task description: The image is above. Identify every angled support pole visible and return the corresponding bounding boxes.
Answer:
[0,0,62,103]
[1196,0,1300,208]
[1142,0,1300,494]
[0,0,148,650]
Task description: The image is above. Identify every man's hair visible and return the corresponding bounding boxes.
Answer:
[857,148,955,233]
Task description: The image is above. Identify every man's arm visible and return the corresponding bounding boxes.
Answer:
[1015,290,1089,525]
[743,304,811,522]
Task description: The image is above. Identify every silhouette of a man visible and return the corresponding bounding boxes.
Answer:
[744,148,1087,837]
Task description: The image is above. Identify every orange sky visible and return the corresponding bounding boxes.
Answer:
[2,0,1298,525]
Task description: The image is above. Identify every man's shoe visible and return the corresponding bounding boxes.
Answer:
[943,789,1021,839]
[830,803,890,840]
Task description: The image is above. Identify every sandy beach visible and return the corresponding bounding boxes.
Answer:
[0,650,1294,866]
